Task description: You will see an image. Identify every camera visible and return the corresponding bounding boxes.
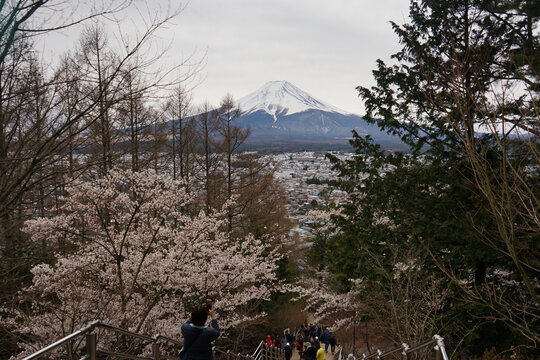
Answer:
[203,299,213,311]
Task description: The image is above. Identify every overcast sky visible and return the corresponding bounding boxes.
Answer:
[40,0,411,114]
[173,0,411,114]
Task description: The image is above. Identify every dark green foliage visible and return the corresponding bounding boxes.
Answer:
[324,136,538,355]
[319,0,539,356]
[305,177,336,186]
[325,133,496,280]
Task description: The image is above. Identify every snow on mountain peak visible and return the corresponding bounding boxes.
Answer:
[238,80,347,118]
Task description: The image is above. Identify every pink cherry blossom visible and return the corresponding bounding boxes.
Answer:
[7,169,284,359]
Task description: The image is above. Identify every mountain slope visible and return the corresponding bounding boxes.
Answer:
[235,81,405,150]
[238,80,345,118]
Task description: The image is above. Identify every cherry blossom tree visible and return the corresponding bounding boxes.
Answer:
[297,208,451,355]
[297,272,361,329]
[300,209,341,238]
[295,209,362,337]
[6,169,283,358]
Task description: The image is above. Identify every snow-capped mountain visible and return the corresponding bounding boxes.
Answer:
[234,81,405,150]
[238,80,346,119]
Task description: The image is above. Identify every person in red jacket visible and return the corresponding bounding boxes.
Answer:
[296,334,304,352]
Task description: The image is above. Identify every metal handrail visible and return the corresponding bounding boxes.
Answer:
[214,347,256,360]
[22,321,448,360]
[23,321,100,360]
[337,345,343,360]
[22,320,259,360]
[252,343,285,360]
[359,335,449,360]
[96,322,156,342]
[252,340,265,360]
[22,320,182,360]
[406,338,436,353]
[96,349,154,360]
[155,334,182,346]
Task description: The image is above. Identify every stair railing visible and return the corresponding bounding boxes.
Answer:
[252,340,265,360]
[256,344,285,360]
[358,335,449,360]
[213,347,255,360]
[22,322,447,360]
[22,320,182,360]
[337,344,343,360]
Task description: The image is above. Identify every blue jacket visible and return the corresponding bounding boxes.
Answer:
[322,330,330,343]
[181,318,220,360]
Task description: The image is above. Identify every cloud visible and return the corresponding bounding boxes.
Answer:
[38,0,411,113]
[166,0,410,113]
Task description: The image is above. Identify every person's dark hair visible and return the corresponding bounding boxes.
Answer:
[191,306,208,326]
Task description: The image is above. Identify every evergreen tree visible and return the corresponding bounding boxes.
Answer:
[321,0,538,355]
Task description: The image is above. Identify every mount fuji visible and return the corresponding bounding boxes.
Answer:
[234,81,405,150]
[238,80,345,118]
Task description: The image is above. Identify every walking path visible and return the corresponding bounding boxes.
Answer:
[290,346,336,360]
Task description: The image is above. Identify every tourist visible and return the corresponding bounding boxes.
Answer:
[300,343,309,360]
[304,324,310,343]
[180,302,219,360]
[285,329,293,344]
[284,343,293,360]
[296,334,304,352]
[280,333,288,349]
[321,328,330,353]
[309,324,317,341]
[304,342,318,360]
[329,333,337,354]
[316,342,325,360]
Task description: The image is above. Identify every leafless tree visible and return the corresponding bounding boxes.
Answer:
[167,85,195,184]
[230,154,291,239]
[116,69,164,173]
[194,102,221,213]
[0,1,131,66]
[75,22,120,175]
[0,0,194,335]
[437,74,540,345]
[217,93,249,232]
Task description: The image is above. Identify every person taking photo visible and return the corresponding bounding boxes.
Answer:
[180,302,219,360]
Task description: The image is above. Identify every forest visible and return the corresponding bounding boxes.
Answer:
[0,2,292,358]
[305,0,539,358]
[0,1,538,360]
